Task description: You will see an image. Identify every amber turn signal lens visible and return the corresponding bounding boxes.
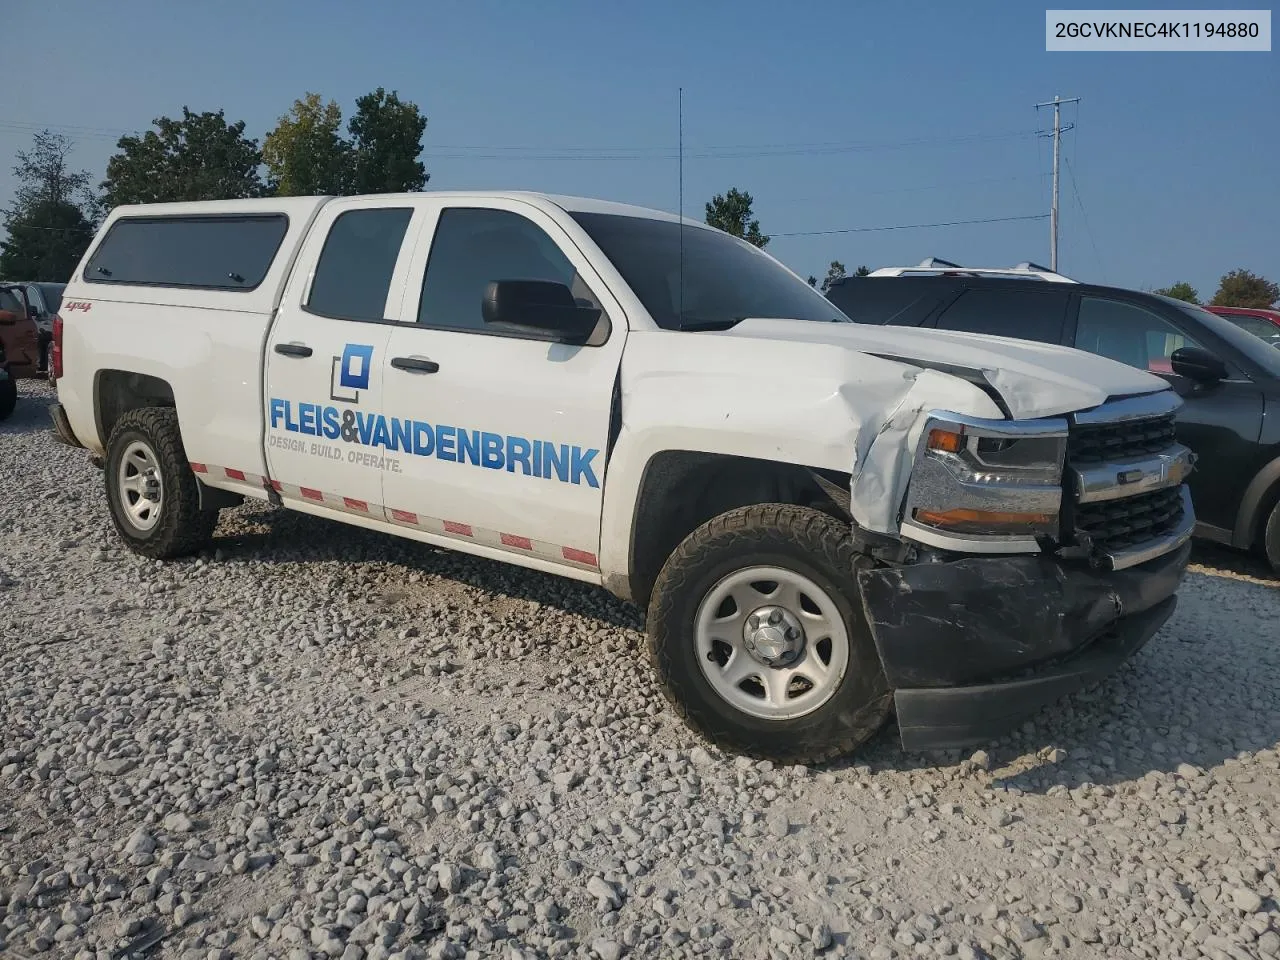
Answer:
[915,508,1053,530]
[927,428,963,453]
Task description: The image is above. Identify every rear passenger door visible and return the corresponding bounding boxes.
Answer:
[927,287,1072,344]
[263,199,418,522]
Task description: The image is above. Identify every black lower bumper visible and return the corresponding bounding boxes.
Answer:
[857,540,1191,751]
[49,402,84,449]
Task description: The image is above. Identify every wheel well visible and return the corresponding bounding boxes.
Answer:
[627,451,850,610]
[95,370,175,446]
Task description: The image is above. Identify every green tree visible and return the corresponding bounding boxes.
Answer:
[347,88,429,194]
[0,131,97,281]
[704,188,769,248]
[1211,269,1279,309]
[0,200,94,282]
[1152,281,1200,304]
[10,130,94,212]
[820,260,847,293]
[806,275,818,287]
[263,93,351,196]
[854,265,871,277]
[101,108,265,209]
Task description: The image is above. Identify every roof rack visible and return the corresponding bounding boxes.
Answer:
[866,257,1077,284]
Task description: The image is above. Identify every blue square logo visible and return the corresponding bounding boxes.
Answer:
[339,343,374,391]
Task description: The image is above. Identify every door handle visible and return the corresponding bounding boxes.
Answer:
[274,342,313,358]
[390,356,440,374]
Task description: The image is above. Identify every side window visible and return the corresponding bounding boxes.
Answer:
[85,215,289,290]
[417,207,601,333]
[933,288,1066,343]
[307,208,413,322]
[1222,313,1280,347]
[1075,297,1202,374]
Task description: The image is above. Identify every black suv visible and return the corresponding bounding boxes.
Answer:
[826,270,1280,572]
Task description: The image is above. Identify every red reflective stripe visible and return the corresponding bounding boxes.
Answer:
[190,462,208,474]
[343,497,368,512]
[300,487,323,501]
[391,509,417,523]
[443,521,473,536]
[224,468,246,481]
[270,480,283,492]
[501,533,532,550]
[562,547,597,566]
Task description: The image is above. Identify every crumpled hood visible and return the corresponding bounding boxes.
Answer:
[722,318,1168,419]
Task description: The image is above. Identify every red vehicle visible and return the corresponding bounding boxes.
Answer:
[0,284,42,420]
[1204,304,1280,349]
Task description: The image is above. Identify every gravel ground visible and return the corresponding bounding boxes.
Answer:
[3,379,1279,960]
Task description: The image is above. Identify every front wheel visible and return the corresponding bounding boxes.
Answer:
[104,407,219,559]
[1264,499,1280,576]
[647,504,891,764]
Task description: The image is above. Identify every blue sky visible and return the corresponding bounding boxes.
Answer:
[2,0,1276,297]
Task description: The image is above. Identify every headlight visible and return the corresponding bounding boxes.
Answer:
[902,412,1068,552]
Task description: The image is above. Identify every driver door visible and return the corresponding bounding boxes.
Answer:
[378,198,627,572]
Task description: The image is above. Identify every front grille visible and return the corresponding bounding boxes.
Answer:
[1068,413,1177,464]
[1074,485,1184,553]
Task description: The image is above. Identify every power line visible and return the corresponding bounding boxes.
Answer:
[1063,155,1106,282]
[776,173,1036,205]
[773,213,1049,238]
[0,118,1039,159]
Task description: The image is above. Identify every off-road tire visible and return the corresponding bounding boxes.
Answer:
[104,407,218,559]
[1264,499,1280,576]
[647,503,892,764]
[0,376,15,421]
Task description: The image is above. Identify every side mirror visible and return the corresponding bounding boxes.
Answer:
[482,280,601,344]
[1170,346,1228,383]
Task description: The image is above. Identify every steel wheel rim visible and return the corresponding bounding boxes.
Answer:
[117,440,163,532]
[694,565,850,721]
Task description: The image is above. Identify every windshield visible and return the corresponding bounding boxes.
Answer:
[35,283,64,314]
[569,212,849,330]
[1160,297,1280,378]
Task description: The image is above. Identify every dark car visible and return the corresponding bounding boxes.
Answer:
[826,265,1280,572]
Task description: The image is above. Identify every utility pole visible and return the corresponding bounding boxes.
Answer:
[1035,95,1079,272]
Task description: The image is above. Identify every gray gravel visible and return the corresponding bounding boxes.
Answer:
[3,379,1279,960]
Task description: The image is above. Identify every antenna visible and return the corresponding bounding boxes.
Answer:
[678,86,684,324]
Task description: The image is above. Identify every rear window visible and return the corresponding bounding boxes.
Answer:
[84,215,289,290]
[34,283,64,313]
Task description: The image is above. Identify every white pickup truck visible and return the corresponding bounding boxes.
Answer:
[50,192,1196,762]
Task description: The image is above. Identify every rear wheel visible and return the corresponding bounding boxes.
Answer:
[647,503,891,763]
[0,376,15,421]
[104,408,218,559]
[1264,500,1280,575]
